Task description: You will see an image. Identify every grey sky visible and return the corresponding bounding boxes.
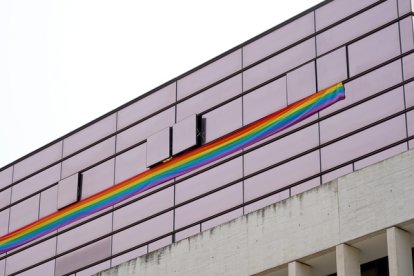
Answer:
[0,0,321,168]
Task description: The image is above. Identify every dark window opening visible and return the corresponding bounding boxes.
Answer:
[326,256,389,276]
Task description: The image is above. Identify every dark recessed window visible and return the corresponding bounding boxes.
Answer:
[326,256,389,276]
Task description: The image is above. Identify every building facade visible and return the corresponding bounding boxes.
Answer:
[98,147,414,276]
[0,0,414,275]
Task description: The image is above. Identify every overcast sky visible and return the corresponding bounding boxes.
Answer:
[0,0,322,168]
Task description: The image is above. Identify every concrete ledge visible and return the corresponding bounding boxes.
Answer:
[97,149,414,276]
[338,150,414,242]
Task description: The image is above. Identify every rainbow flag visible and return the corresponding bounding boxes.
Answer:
[0,82,345,254]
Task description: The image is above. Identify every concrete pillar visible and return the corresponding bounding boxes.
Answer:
[288,261,312,276]
[336,244,361,276]
[387,227,413,276]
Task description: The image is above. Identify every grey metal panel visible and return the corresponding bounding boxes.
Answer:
[13,142,63,182]
[0,259,4,276]
[177,50,242,100]
[290,177,320,196]
[407,109,414,137]
[316,47,347,90]
[113,186,174,230]
[39,185,58,219]
[177,74,242,121]
[5,238,56,275]
[354,143,408,170]
[201,208,243,231]
[9,195,39,232]
[403,53,414,80]
[57,173,79,210]
[320,60,402,116]
[399,16,414,53]
[244,151,320,202]
[244,190,289,214]
[117,83,176,130]
[315,0,378,31]
[175,225,200,242]
[320,87,405,144]
[114,144,147,184]
[244,124,319,175]
[57,214,112,254]
[81,159,114,199]
[11,163,60,203]
[243,38,316,91]
[0,209,9,236]
[175,183,243,229]
[321,115,407,170]
[397,0,412,15]
[322,165,353,184]
[243,76,287,125]
[286,61,316,104]
[405,81,414,108]
[0,167,13,190]
[0,188,10,209]
[146,127,171,167]
[63,114,117,157]
[55,238,111,276]
[176,157,243,204]
[316,0,398,55]
[172,114,197,155]
[112,211,173,254]
[61,137,115,179]
[110,246,147,267]
[201,98,242,143]
[348,24,400,76]
[148,236,172,253]
[116,108,175,152]
[76,261,110,276]
[243,12,315,66]
[17,260,55,276]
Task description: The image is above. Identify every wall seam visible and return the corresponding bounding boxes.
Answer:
[173,81,178,243]
[241,47,246,215]
[314,11,323,187]
[396,6,411,149]
[109,112,119,268]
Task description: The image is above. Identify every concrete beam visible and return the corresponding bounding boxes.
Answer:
[387,227,413,276]
[336,244,361,276]
[96,150,414,276]
[288,262,312,276]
